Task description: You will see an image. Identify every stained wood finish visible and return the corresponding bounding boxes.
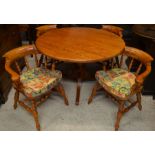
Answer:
[36,24,57,67]
[102,25,123,37]
[88,46,153,130]
[36,24,57,37]
[36,27,125,105]
[3,45,68,130]
[36,27,125,63]
[101,25,124,69]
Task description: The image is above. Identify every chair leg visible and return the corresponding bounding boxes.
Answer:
[14,90,19,109]
[56,84,69,106]
[115,101,124,131]
[137,92,142,111]
[31,100,40,131]
[88,82,99,104]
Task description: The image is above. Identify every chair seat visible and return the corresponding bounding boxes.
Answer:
[95,68,136,99]
[20,68,62,98]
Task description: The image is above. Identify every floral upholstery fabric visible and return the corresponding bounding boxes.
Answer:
[20,68,62,98]
[96,68,136,99]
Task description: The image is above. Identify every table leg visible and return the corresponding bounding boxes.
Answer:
[75,64,85,105]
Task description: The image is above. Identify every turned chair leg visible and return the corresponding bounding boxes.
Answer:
[88,82,99,104]
[137,92,142,111]
[14,90,19,109]
[56,84,69,105]
[115,101,124,131]
[32,100,40,131]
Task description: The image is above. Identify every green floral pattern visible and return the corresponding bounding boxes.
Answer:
[96,68,136,99]
[20,68,62,98]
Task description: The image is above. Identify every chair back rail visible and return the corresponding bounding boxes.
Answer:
[102,25,123,37]
[24,56,31,70]
[135,63,143,75]
[120,46,153,84]
[36,24,57,37]
[33,53,39,67]
[15,61,22,74]
[128,58,134,72]
[125,46,153,64]
[36,24,57,67]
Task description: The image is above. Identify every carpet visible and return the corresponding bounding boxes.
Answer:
[0,79,155,131]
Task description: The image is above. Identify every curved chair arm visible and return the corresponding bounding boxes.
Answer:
[125,46,154,64]
[102,25,123,37]
[124,46,153,93]
[36,24,57,37]
[3,45,39,61]
[3,45,38,82]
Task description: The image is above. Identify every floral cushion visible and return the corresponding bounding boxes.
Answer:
[95,68,136,99]
[20,68,62,98]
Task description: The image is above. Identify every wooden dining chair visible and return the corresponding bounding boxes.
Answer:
[102,25,123,38]
[88,46,153,130]
[3,45,68,130]
[36,24,57,67]
[101,25,124,70]
[36,24,57,37]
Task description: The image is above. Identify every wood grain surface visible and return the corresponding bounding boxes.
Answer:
[36,27,125,63]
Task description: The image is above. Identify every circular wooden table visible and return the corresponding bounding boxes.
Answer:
[36,27,125,104]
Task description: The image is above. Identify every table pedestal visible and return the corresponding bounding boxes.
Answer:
[75,64,85,105]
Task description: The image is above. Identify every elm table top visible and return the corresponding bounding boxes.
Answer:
[35,27,125,63]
